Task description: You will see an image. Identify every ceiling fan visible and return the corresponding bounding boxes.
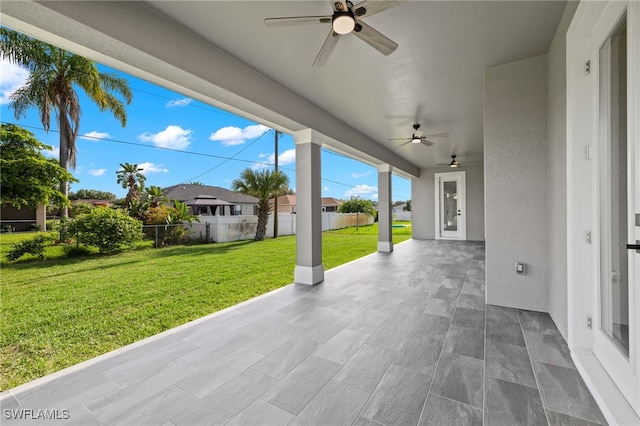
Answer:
[436,155,477,168]
[264,0,402,67]
[388,124,449,147]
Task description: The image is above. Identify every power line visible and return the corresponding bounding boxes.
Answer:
[1,121,262,166]
[180,129,273,183]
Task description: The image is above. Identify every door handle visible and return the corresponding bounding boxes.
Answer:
[627,243,640,253]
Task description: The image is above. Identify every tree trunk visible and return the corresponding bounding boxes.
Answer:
[255,207,269,241]
[58,114,70,218]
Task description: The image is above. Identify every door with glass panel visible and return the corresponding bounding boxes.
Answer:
[435,171,466,240]
[596,2,640,413]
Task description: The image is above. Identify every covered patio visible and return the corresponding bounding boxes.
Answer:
[1,0,639,423]
[1,240,604,425]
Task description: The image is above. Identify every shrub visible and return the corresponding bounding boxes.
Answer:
[6,234,48,261]
[70,201,95,217]
[68,207,143,253]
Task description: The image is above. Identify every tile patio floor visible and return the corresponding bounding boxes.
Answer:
[0,240,606,425]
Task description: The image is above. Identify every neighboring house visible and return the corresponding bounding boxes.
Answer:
[0,203,46,231]
[392,204,406,214]
[270,194,297,214]
[71,199,112,208]
[163,184,258,216]
[269,195,343,214]
[321,197,342,212]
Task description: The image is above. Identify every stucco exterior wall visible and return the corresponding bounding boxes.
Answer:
[411,164,485,241]
[546,1,578,339]
[484,54,549,311]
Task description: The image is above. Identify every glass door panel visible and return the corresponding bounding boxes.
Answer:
[599,17,630,358]
[443,181,458,232]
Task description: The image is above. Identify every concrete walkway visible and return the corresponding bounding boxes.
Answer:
[1,240,606,425]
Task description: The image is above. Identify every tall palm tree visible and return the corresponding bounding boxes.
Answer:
[0,28,133,217]
[117,163,146,208]
[232,168,289,241]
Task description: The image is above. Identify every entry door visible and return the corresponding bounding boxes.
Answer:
[595,2,639,413]
[435,171,466,240]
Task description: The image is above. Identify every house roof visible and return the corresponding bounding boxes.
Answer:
[270,194,297,206]
[321,197,343,207]
[163,184,258,204]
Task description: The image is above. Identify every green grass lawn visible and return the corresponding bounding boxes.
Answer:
[0,223,411,390]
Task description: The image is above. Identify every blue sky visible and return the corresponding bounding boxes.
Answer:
[0,58,411,202]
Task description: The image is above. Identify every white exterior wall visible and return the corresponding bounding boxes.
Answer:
[484,55,549,311]
[411,164,485,241]
[546,1,579,339]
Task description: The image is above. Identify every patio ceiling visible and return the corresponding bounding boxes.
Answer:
[0,1,566,173]
[143,0,567,169]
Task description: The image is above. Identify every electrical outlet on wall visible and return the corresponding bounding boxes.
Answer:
[515,262,526,274]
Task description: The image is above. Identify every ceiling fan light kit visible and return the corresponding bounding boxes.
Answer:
[332,12,355,34]
[264,0,401,66]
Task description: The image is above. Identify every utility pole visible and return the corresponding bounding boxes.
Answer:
[274,130,279,238]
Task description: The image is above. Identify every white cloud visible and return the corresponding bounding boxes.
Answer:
[344,184,378,198]
[251,149,296,170]
[0,60,29,105]
[80,131,110,141]
[209,124,270,146]
[88,168,107,176]
[138,162,169,175]
[324,186,330,192]
[351,170,372,179]
[138,125,192,150]
[166,98,192,108]
[42,146,59,158]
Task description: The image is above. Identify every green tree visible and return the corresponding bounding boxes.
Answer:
[232,168,289,241]
[0,124,76,208]
[338,197,376,217]
[69,189,117,201]
[0,28,133,217]
[144,185,168,208]
[403,200,412,211]
[116,163,146,208]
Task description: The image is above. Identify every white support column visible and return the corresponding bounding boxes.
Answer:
[293,129,324,285]
[378,164,393,253]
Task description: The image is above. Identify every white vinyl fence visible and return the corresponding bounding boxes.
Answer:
[187,212,374,243]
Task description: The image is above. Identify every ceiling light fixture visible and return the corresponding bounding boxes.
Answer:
[450,155,460,167]
[411,135,422,144]
[332,12,355,34]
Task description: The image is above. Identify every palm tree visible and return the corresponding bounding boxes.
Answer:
[144,185,167,208]
[0,28,133,217]
[232,168,289,241]
[117,163,146,208]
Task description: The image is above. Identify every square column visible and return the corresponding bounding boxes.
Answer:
[377,164,393,253]
[293,129,324,285]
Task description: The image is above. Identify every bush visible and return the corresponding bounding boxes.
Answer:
[6,234,48,261]
[68,207,143,253]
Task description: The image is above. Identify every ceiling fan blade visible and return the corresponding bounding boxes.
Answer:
[423,132,449,138]
[313,30,341,67]
[420,139,435,147]
[387,138,410,141]
[352,21,398,56]
[352,0,403,19]
[398,141,412,147]
[265,16,332,27]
